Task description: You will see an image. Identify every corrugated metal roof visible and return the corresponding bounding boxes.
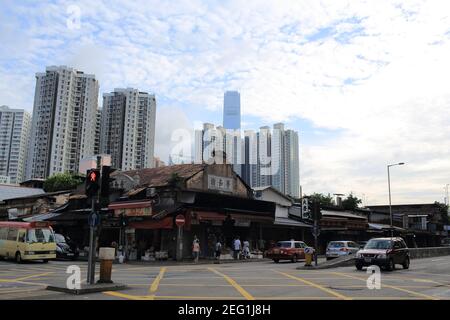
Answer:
[0,185,45,201]
[322,210,367,220]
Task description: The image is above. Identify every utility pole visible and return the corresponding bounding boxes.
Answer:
[312,201,321,266]
[387,162,405,238]
[87,156,102,285]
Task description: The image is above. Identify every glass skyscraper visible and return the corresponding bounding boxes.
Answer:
[223,91,241,130]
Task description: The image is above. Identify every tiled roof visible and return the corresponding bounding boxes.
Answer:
[115,164,206,187]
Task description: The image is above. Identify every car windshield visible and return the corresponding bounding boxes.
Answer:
[55,234,66,243]
[26,228,55,243]
[328,242,345,248]
[365,239,392,250]
[276,242,292,248]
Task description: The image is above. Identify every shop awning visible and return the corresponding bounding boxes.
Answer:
[193,211,226,221]
[108,200,153,217]
[128,216,173,229]
[230,213,273,223]
[23,212,63,222]
[368,223,406,231]
[274,217,313,228]
[108,200,152,210]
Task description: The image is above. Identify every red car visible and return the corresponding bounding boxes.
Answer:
[266,240,310,263]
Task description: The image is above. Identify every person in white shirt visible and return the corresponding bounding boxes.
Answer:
[233,236,241,260]
[242,240,250,259]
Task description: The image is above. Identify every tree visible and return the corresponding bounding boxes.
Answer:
[308,193,333,207]
[342,193,362,211]
[43,172,83,192]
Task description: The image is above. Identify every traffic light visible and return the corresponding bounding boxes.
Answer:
[85,169,100,197]
[312,201,322,221]
[100,165,115,197]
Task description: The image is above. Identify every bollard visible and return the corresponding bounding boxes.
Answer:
[98,247,115,284]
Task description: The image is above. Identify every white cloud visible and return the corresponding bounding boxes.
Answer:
[0,0,449,204]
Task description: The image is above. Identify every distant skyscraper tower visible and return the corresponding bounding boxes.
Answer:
[0,106,31,184]
[100,88,156,171]
[27,66,99,180]
[223,91,241,130]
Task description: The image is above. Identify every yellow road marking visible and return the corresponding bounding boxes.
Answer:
[149,267,167,295]
[103,291,154,300]
[332,272,439,300]
[208,267,255,300]
[273,270,351,300]
[14,272,54,282]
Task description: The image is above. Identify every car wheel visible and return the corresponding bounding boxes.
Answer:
[355,264,363,270]
[386,259,395,271]
[292,255,298,263]
[326,257,330,261]
[402,257,410,269]
[43,259,49,263]
[273,259,279,263]
[15,252,22,264]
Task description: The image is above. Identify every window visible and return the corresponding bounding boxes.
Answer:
[7,228,18,241]
[18,230,26,242]
[294,242,302,249]
[27,228,55,243]
[0,227,7,240]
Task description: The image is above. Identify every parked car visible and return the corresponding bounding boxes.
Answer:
[441,238,450,247]
[266,240,311,263]
[358,241,368,249]
[326,241,359,260]
[355,237,410,271]
[55,233,79,260]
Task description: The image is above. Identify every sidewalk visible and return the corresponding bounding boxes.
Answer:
[120,257,272,266]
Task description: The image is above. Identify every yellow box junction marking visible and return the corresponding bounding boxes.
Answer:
[273,270,351,300]
[208,267,255,300]
[332,272,439,300]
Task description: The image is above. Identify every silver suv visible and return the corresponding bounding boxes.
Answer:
[326,241,359,260]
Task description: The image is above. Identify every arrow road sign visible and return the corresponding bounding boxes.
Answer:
[88,212,100,228]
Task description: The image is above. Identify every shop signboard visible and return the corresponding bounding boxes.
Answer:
[234,220,251,227]
[208,175,233,192]
[115,207,152,217]
[125,228,135,234]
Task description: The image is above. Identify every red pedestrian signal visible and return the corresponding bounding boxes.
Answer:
[86,169,100,197]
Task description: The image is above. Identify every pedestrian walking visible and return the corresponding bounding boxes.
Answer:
[215,240,222,261]
[242,239,250,259]
[192,239,200,263]
[233,236,241,260]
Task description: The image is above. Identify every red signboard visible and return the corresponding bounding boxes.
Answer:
[175,214,185,227]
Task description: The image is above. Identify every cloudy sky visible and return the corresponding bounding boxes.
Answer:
[1,0,450,205]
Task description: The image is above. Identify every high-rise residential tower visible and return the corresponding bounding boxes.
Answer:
[223,91,241,130]
[241,123,300,198]
[27,66,99,179]
[0,106,31,184]
[100,88,156,171]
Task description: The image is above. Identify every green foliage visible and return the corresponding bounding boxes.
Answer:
[342,193,362,210]
[307,193,333,207]
[43,172,83,192]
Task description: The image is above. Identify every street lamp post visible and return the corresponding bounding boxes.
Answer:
[387,162,405,237]
[445,184,449,206]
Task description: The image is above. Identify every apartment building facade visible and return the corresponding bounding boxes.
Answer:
[26,66,99,179]
[100,88,156,171]
[0,106,31,184]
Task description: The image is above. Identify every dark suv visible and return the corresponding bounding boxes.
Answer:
[355,237,410,271]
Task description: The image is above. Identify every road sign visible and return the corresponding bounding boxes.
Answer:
[175,214,185,227]
[88,212,100,227]
[312,226,320,237]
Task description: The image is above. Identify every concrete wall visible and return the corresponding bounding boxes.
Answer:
[409,247,450,259]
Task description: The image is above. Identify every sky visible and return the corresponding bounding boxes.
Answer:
[1,0,450,205]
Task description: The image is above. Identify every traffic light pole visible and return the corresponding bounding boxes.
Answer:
[87,156,102,285]
[314,218,318,266]
[87,197,96,284]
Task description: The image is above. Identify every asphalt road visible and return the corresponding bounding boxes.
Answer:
[0,256,449,300]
